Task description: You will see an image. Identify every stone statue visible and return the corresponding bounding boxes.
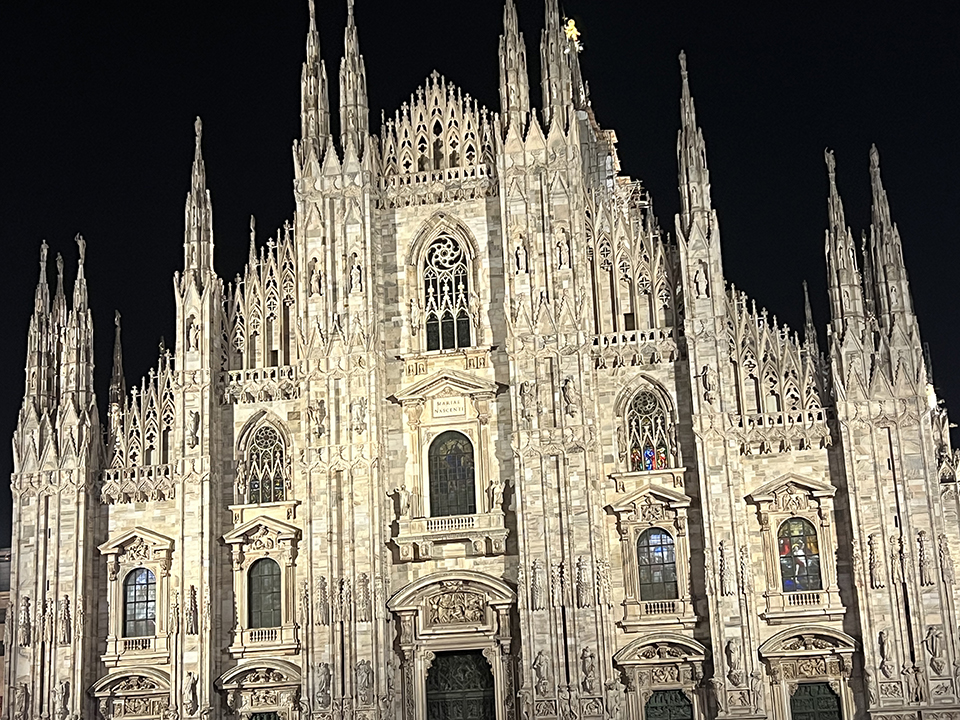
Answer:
[708,677,725,713]
[13,684,27,720]
[879,630,894,678]
[350,258,363,293]
[530,559,546,610]
[924,625,946,675]
[725,638,744,686]
[562,378,580,417]
[316,662,332,707]
[580,647,597,693]
[516,243,527,273]
[183,672,198,715]
[533,651,550,695]
[57,595,71,646]
[868,534,885,589]
[187,412,200,449]
[864,669,878,705]
[604,680,622,720]
[939,533,955,584]
[55,680,69,720]
[919,531,935,586]
[356,660,374,705]
[719,541,736,596]
[17,596,30,647]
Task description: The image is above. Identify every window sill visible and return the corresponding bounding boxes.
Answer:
[621,599,697,632]
[394,512,508,562]
[229,500,300,526]
[228,624,299,658]
[610,467,686,492]
[401,347,493,377]
[102,634,169,667]
[761,589,846,625]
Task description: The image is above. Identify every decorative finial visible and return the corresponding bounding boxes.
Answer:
[824,148,836,176]
[870,143,880,170]
[195,116,203,145]
[75,233,86,265]
[249,215,256,243]
[56,253,64,278]
[40,240,48,270]
[115,310,121,328]
[347,0,354,21]
[563,19,580,42]
[308,0,316,26]
[679,50,688,78]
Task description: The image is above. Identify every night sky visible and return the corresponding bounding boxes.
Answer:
[1,0,957,543]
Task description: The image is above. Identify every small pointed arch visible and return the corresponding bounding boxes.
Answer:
[615,377,678,472]
[237,411,293,505]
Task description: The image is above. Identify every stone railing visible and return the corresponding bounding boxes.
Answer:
[395,512,508,563]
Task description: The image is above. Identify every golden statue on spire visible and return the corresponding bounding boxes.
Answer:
[563,18,583,53]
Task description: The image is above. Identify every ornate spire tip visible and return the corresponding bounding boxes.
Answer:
[194,116,203,144]
[679,50,688,77]
[870,143,880,170]
[824,148,836,176]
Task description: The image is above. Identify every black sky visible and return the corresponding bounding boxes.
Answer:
[1,0,958,543]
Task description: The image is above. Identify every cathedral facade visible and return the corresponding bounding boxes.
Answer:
[6,2,960,720]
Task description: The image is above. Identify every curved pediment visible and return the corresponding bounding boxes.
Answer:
[90,667,171,695]
[614,633,708,664]
[609,483,690,516]
[758,626,858,658]
[216,658,302,689]
[388,569,514,612]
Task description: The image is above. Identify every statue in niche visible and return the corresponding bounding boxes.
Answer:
[726,639,744,686]
[580,647,597,693]
[409,298,421,336]
[519,382,535,426]
[562,378,580,417]
[309,258,322,296]
[533,651,550,695]
[14,684,28,720]
[187,412,200,448]
[694,260,710,298]
[17,596,30,647]
[557,239,568,269]
[55,681,68,720]
[879,629,894,678]
[183,673,198,716]
[516,242,528,273]
[924,625,946,675]
[57,595,71,646]
[350,255,363,293]
[356,660,374,704]
[316,663,332,707]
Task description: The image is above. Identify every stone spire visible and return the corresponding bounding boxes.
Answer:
[803,280,820,358]
[301,0,330,156]
[23,242,52,413]
[677,51,712,238]
[339,0,369,155]
[72,233,88,313]
[109,311,125,407]
[866,145,914,329]
[540,0,572,132]
[184,117,215,279]
[823,149,865,334]
[499,0,530,136]
[52,251,67,329]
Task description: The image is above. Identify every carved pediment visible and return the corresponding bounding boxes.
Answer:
[388,570,514,613]
[747,473,836,508]
[614,634,708,665]
[222,515,300,549]
[216,659,302,691]
[393,370,499,405]
[90,668,171,697]
[758,626,858,660]
[98,527,174,561]
[609,483,690,523]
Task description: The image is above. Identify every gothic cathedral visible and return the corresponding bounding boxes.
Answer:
[7,2,960,720]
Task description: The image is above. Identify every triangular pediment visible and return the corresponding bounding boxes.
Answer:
[609,483,690,515]
[394,369,498,404]
[98,526,174,556]
[747,473,836,504]
[222,515,301,547]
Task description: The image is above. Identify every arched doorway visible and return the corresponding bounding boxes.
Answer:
[790,682,842,720]
[425,650,495,719]
[644,689,694,720]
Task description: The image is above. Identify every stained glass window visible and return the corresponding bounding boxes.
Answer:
[637,528,679,601]
[426,650,495,720]
[778,517,822,592]
[628,389,672,472]
[790,683,842,720]
[123,568,156,638]
[428,431,476,517]
[424,236,472,351]
[645,690,694,720]
[248,558,281,629]
[248,426,286,504]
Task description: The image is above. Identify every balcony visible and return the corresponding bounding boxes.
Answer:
[394,512,508,562]
[102,634,169,667]
[229,624,299,659]
[762,589,845,625]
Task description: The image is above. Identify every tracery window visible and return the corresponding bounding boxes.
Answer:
[645,690,694,720]
[123,568,157,638]
[248,426,286,504]
[637,528,678,601]
[424,236,472,351]
[248,558,282,629]
[778,517,822,592]
[428,431,476,517]
[628,389,672,472]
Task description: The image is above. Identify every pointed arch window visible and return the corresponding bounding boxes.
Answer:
[248,425,286,504]
[424,236,472,351]
[778,518,822,592]
[627,389,672,472]
[428,431,476,517]
[248,558,282,629]
[637,528,678,601]
[123,568,157,638]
